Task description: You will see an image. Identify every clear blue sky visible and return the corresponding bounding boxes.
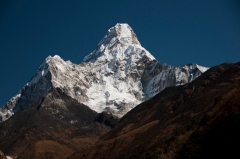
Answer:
[0,0,239,107]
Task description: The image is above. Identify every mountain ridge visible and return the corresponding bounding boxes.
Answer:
[0,23,208,121]
[0,87,116,157]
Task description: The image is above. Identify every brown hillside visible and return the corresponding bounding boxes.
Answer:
[0,88,118,158]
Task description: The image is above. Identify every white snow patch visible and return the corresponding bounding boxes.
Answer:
[196,64,209,72]
[119,23,132,38]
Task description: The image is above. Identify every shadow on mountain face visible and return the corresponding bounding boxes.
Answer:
[0,88,119,158]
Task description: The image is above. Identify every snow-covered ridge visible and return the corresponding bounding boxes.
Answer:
[0,23,209,121]
[83,23,146,62]
[196,64,208,72]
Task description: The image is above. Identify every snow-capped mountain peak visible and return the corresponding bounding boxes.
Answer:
[83,23,147,62]
[102,23,140,45]
[0,24,209,121]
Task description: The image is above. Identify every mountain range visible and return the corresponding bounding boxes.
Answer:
[0,23,208,121]
[2,24,238,159]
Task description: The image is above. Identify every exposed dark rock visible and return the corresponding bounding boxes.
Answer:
[94,112,119,128]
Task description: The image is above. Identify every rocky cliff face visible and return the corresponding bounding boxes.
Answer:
[0,23,208,121]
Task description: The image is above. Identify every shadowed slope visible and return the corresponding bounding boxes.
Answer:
[0,88,118,158]
[17,140,75,159]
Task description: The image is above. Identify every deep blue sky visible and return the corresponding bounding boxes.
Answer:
[0,0,239,107]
